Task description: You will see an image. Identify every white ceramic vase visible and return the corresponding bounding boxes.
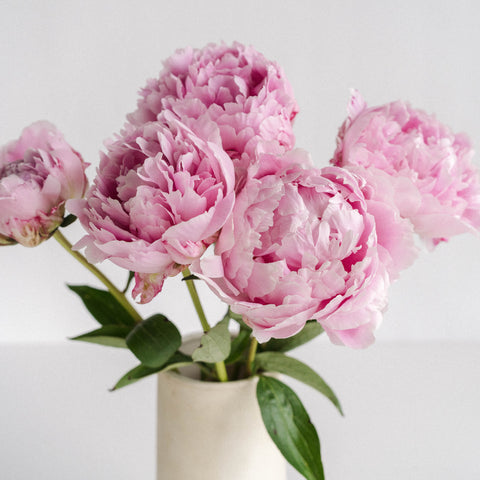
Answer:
[156,338,287,480]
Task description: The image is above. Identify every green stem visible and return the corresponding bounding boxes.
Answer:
[181,268,210,332]
[246,337,258,377]
[53,230,143,324]
[214,359,229,383]
[182,268,228,382]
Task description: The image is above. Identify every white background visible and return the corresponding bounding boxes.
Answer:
[0,1,479,479]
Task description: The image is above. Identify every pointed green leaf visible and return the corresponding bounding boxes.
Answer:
[256,351,343,415]
[225,307,246,324]
[60,214,77,228]
[225,311,252,335]
[111,352,192,390]
[192,318,231,363]
[257,376,324,480]
[112,364,159,390]
[123,271,135,293]
[126,314,181,368]
[70,325,133,348]
[261,321,324,353]
[228,310,243,322]
[68,285,137,327]
[0,235,16,245]
[181,274,199,281]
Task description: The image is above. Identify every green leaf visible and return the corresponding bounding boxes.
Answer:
[0,236,16,246]
[225,308,245,323]
[192,318,231,363]
[257,376,324,480]
[256,351,343,416]
[181,274,199,281]
[68,285,137,327]
[126,314,181,368]
[123,271,135,293]
[261,321,324,353]
[222,308,252,334]
[70,325,133,348]
[60,214,77,228]
[225,328,252,364]
[111,352,192,390]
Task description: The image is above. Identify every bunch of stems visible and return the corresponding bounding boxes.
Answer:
[54,229,257,382]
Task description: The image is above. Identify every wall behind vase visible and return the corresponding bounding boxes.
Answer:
[1,0,479,343]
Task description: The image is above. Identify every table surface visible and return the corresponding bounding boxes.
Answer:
[1,340,479,480]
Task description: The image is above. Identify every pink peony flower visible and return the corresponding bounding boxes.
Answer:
[127,42,298,188]
[0,121,88,247]
[192,159,390,348]
[333,90,480,246]
[344,165,419,279]
[69,112,235,303]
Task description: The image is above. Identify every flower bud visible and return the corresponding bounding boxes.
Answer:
[0,121,88,247]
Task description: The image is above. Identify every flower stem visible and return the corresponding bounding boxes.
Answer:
[53,230,143,324]
[181,268,211,332]
[182,268,228,382]
[246,337,258,377]
[214,358,229,383]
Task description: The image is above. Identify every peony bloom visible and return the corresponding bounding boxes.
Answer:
[0,121,88,247]
[343,165,419,279]
[332,90,480,246]
[127,42,298,188]
[193,158,390,348]
[69,112,235,303]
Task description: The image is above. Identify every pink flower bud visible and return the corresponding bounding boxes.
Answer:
[0,121,88,247]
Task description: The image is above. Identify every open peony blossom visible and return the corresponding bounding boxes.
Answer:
[343,165,419,279]
[0,121,88,247]
[127,42,298,188]
[193,158,390,348]
[69,112,235,303]
[332,90,480,246]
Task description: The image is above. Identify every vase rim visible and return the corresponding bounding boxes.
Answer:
[160,331,260,389]
[161,368,259,388]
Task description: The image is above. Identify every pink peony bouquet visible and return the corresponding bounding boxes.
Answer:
[2,43,479,480]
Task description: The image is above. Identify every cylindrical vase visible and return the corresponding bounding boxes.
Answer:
[156,339,286,480]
